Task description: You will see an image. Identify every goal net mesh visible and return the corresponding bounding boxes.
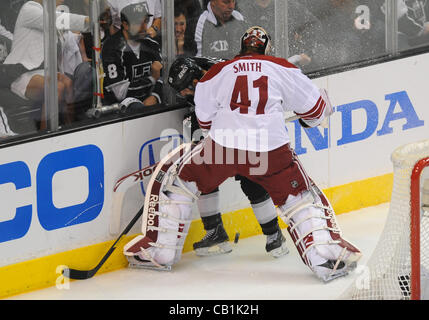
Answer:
[341,139,429,300]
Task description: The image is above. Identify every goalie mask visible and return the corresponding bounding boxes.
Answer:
[168,57,204,93]
[240,26,272,55]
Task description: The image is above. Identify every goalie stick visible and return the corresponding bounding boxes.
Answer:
[62,164,159,280]
[62,205,144,280]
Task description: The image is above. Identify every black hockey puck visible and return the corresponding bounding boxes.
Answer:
[234,232,240,244]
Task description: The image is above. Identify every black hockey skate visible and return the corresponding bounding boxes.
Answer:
[193,224,232,256]
[265,229,289,258]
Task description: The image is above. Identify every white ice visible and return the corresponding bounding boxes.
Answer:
[8,203,389,300]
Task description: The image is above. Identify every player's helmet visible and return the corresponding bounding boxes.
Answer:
[120,2,153,27]
[168,57,204,92]
[240,26,272,55]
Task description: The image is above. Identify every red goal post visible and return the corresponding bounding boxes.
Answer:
[410,156,429,300]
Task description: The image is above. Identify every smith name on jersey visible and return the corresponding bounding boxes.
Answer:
[194,54,327,152]
[102,31,162,104]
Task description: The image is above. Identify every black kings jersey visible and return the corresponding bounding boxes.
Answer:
[102,31,162,104]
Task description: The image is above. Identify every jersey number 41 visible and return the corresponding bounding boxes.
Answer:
[230,75,268,115]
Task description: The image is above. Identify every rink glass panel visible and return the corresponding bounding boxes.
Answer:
[1,0,429,146]
[287,0,388,73]
[395,0,429,51]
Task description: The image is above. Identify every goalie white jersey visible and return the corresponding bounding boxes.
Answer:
[194,53,329,152]
[125,52,360,279]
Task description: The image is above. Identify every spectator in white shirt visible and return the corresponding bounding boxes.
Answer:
[3,0,89,128]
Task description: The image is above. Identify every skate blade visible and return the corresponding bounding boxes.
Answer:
[194,242,232,257]
[269,243,289,258]
[128,262,172,271]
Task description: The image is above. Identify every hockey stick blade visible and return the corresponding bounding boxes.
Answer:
[63,205,144,280]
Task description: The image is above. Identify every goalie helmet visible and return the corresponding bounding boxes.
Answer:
[240,26,272,55]
[168,57,204,92]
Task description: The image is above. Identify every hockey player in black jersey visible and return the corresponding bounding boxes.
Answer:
[102,3,163,107]
[168,56,288,258]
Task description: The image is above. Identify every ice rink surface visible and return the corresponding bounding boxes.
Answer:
[9,203,390,301]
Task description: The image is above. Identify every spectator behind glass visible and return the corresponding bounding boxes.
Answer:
[237,0,274,35]
[0,2,15,63]
[0,19,13,43]
[3,0,90,128]
[175,6,197,57]
[303,0,385,70]
[107,0,162,40]
[175,0,203,25]
[0,0,28,36]
[102,3,163,107]
[287,1,325,71]
[384,0,429,49]
[195,0,247,59]
[0,29,12,64]
[238,0,314,69]
[174,0,202,56]
[63,0,112,63]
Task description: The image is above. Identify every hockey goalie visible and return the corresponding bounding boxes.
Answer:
[123,26,362,282]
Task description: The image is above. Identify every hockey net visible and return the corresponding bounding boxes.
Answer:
[341,139,429,300]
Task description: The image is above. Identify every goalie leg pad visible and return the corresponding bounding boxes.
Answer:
[278,185,362,282]
[123,143,200,270]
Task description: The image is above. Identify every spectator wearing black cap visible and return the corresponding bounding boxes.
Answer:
[101,2,163,107]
